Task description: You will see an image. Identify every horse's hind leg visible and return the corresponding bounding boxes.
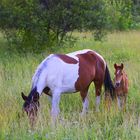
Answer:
[80,89,89,115]
[94,81,102,112]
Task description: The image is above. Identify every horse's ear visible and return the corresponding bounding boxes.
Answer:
[21,92,28,101]
[121,63,124,69]
[114,63,117,69]
[33,92,39,102]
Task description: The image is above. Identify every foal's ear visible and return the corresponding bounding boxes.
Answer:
[114,63,117,69]
[21,92,28,101]
[121,63,124,69]
[32,92,39,102]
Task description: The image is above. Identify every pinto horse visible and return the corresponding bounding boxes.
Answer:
[114,63,128,110]
[21,49,114,124]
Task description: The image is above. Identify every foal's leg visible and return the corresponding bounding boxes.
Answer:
[117,95,122,110]
[94,82,102,112]
[80,90,89,115]
[122,94,127,111]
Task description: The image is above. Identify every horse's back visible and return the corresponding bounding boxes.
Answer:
[33,49,106,93]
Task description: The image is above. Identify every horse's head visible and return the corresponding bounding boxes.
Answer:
[114,63,124,88]
[21,91,39,126]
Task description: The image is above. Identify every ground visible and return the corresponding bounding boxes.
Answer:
[0,31,140,140]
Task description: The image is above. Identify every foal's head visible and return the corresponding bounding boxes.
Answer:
[21,89,39,126]
[114,63,124,88]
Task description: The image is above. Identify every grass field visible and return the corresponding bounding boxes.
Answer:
[1,31,140,140]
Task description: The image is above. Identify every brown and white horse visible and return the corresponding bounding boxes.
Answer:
[114,63,128,110]
[21,49,114,125]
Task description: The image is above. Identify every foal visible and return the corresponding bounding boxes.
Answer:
[114,63,128,110]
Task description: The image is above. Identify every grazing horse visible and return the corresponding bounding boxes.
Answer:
[21,49,114,125]
[114,63,128,110]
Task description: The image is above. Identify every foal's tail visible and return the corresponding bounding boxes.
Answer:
[104,65,115,100]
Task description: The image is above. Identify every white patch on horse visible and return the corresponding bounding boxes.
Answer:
[46,56,79,93]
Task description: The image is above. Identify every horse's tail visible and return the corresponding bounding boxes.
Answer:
[104,65,115,100]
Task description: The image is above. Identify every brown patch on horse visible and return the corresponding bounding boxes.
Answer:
[75,51,105,93]
[56,54,78,64]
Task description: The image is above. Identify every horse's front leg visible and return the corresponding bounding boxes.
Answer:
[51,90,61,123]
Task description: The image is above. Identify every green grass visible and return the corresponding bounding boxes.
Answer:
[1,31,140,140]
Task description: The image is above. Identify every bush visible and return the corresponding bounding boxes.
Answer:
[105,0,133,30]
[0,0,134,52]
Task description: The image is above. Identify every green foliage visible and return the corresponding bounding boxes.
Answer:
[0,0,108,52]
[0,0,51,52]
[131,0,140,29]
[0,0,136,52]
[105,0,133,30]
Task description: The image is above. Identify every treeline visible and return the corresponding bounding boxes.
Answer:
[0,0,139,52]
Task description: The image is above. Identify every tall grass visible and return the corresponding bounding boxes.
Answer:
[1,31,140,140]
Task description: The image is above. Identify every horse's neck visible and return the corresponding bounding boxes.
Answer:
[32,69,48,95]
[28,87,37,100]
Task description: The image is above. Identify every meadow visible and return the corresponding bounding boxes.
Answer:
[1,31,140,140]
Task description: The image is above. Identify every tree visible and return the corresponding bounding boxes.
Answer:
[0,0,133,52]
